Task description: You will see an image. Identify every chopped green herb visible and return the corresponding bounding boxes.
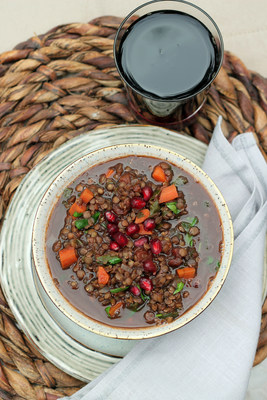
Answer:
[150,200,160,216]
[187,216,199,226]
[172,176,188,186]
[136,284,150,302]
[101,222,107,229]
[141,291,150,302]
[150,188,160,201]
[215,261,221,271]
[63,188,73,199]
[198,242,202,252]
[108,257,123,265]
[105,306,111,317]
[92,211,100,223]
[207,256,214,265]
[173,281,184,294]
[166,201,180,215]
[75,219,88,230]
[136,210,146,219]
[181,221,191,232]
[73,211,83,218]
[182,217,199,230]
[110,286,129,294]
[97,255,122,265]
[156,311,179,319]
[184,233,194,247]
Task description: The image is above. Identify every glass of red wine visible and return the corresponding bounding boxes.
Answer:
[114,0,224,129]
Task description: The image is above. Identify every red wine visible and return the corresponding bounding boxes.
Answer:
[117,10,218,100]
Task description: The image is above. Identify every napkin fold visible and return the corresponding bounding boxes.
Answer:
[63,117,267,400]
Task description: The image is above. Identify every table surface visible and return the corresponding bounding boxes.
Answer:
[0,0,266,77]
[0,0,266,399]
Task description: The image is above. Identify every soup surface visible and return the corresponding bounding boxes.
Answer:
[46,156,222,328]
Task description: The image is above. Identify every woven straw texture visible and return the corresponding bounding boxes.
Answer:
[0,15,267,399]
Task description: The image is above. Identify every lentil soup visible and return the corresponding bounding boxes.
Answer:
[46,156,222,328]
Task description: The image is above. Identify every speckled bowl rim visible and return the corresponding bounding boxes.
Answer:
[32,143,234,340]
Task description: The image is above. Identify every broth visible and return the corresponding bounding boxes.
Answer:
[46,156,222,328]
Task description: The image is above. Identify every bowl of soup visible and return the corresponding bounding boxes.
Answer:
[32,143,233,353]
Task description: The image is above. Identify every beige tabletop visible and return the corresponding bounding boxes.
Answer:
[0,0,266,77]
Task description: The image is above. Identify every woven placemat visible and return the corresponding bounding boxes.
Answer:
[0,15,267,399]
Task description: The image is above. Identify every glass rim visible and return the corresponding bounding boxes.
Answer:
[113,0,224,103]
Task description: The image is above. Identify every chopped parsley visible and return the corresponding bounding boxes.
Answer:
[73,211,83,218]
[97,255,122,265]
[156,311,179,319]
[92,211,100,223]
[173,281,184,294]
[150,200,160,216]
[184,233,194,247]
[75,219,88,230]
[110,286,129,294]
[166,202,180,214]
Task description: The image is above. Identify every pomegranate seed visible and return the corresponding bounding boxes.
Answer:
[143,259,157,275]
[193,279,201,288]
[126,223,140,237]
[113,232,128,247]
[150,238,162,255]
[134,237,149,247]
[131,197,146,209]
[141,186,153,201]
[130,285,141,296]
[107,223,119,235]
[143,218,156,231]
[110,241,120,251]
[139,277,153,292]
[105,211,117,223]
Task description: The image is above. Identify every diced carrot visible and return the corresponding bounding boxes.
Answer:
[135,209,150,224]
[138,224,153,235]
[80,188,94,204]
[97,266,110,285]
[159,184,178,204]
[177,267,196,279]
[69,202,87,216]
[106,168,114,178]
[109,301,123,317]
[152,165,167,182]
[59,247,78,270]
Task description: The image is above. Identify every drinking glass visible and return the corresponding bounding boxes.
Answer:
[114,0,224,128]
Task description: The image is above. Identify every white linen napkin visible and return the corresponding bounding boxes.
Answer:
[63,117,267,400]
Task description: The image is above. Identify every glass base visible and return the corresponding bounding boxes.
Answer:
[127,95,206,130]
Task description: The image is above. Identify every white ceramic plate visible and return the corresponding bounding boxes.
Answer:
[0,125,266,382]
[32,143,233,343]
